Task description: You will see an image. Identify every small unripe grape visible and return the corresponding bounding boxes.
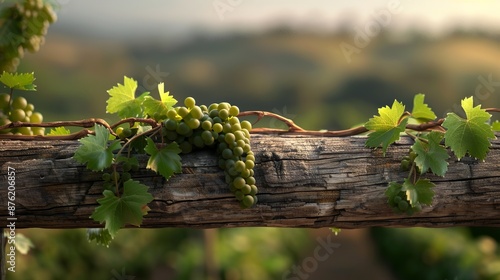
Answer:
[241,184,251,195]
[167,109,179,120]
[186,118,200,129]
[177,107,189,118]
[219,109,229,120]
[12,96,27,110]
[213,123,223,133]
[229,106,239,117]
[201,120,212,131]
[0,93,10,110]
[241,120,252,131]
[233,177,245,189]
[9,109,26,122]
[222,148,233,160]
[245,160,255,169]
[242,195,255,207]
[190,106,203,119]
[184,97,196,108]
[30,112,43,123]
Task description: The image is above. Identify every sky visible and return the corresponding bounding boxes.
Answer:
[53,0,500,40]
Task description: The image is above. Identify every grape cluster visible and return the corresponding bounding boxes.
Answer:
[102,160,139,191]
[0,0,57,71]
[0,93,44,135]
[162,97,257,208]
[388,192,422,215]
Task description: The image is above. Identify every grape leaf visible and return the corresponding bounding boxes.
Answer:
[442,97,496,160]
[144,137,182,179]
[492,120,500,132]
[91,179,154,237]
[365,100,408,155]
[402,178,435,207]
[73,124,121,171]
[143,82,178,120]
[0,71,36,91]
[411,93,436,122]
[48,126,71,136]
[412,131,449,176]
[86,228,113,247]
[106,76,149,118]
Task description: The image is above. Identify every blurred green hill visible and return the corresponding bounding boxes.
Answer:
[19,29,500,129]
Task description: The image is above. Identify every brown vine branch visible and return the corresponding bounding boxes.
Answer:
[0,117,161,140]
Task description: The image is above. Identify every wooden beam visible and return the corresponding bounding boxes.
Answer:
[1,134,499,229]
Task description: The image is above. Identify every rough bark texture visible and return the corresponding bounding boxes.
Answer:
[0,134,499,229]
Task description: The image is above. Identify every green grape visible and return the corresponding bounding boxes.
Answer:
[224,132,235,144]
[242,195,255,208]
[222,123,232,133]
[201,130,214,145]
[241,184,251,195]
[233,177,245,189]
[0,118,11,133]
[190,106,203,119]
[209,109,219,118]
[12,96,27,110]
[167,109,179,120]
[102,173,111,181]
[225,159,235,170]
[231,123,242,133]
[0,94,10,110]
[222,148,233,160]
[234,160,245,172]
[200,105,208,112]
[398,200,409,211]
[213,117,222,124]
[246,153,255,162]
[250,185,258,195]
[208,103,218,111]
[177,107,189,118]
[9,109,26,122]
[393,195,402,204]
[241,120,252,131]
[213,123,223,133]
[235,191,244,201]
[184,97,196,108]
[229,106,239,117]
[400,159,410,171]
[246,176,256,185]
[186,118,200,129]
[243,144,251,153]
[219,108,229,120]
[245,160,255,169]
[229,117,240,125]
[218,102,230,111]
[17,126,32,135]
[31,127,44,135]
[176,122,191,135]
[233,146,244,157]
[164,119,178,130]
[236,139,246,148]
[201,120,212,131]
[240,168,251,178]
[29,111,42,123]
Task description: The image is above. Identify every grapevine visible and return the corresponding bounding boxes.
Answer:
[2,71,500,246]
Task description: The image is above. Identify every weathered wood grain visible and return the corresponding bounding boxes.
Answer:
[0,134,499,229]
